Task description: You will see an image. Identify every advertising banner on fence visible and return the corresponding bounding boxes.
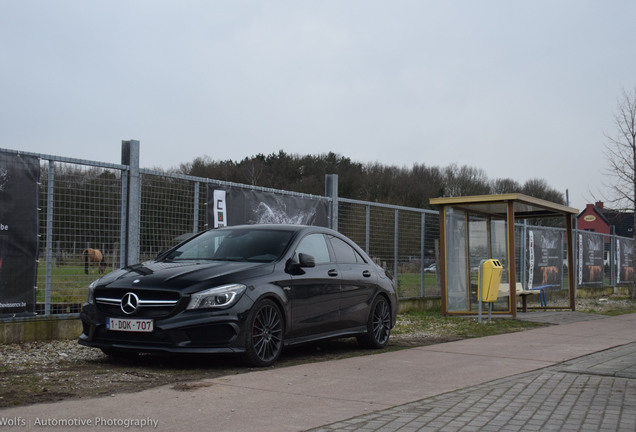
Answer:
[212,189,227,228]
[578,232,604,285]
[616,238,634,284]
[206,185,329,228]
[0,151,40,317]
[527,229,562,290]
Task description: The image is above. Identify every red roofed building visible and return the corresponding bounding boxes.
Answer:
[577,202,611,234]
[577,201,634,238]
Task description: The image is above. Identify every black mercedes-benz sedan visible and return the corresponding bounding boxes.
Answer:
[78,224,398,366]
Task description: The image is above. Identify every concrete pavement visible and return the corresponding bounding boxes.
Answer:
[1,311,635,431]
[310,338,636,431]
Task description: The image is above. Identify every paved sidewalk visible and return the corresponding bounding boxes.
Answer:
[309,342,636,431]
[310,312,636,432]
[1,312,635,431]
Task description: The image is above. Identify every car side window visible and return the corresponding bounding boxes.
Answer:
[295,233,331,264]
[329,236,366,264]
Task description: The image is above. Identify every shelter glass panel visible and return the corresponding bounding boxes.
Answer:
[445,208,468,312]
[468,217,488,312]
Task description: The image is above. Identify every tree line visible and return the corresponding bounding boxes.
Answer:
[176,150,565,209]
[37,151,566,262]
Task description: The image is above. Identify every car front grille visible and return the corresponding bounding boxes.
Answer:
[95,288,181,318]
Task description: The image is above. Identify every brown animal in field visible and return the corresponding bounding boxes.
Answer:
[621,266,634,282]
[540,266,559,285]
[83,248,106,274]
[587,265,603,282]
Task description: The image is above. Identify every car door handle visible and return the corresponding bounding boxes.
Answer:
[328,269,339,277]
[362,270,371,277]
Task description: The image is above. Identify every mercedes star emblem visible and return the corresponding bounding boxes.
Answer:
[121,292,140,315]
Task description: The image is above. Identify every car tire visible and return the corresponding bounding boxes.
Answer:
[244,299,284,367]
[357,295,392,349]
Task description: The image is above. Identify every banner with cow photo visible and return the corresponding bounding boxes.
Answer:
[527,229,562,290]
[0,151,40,317]
[616,238,635,285]
[577,232,604,285]
[206,185,329,228]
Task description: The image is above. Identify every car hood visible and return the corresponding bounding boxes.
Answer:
[95,260,276,292]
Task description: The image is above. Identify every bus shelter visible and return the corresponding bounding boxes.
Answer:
[430,194,579,318]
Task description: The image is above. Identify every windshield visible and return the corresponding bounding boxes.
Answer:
[163,228,295,263]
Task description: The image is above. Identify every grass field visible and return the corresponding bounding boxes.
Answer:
[392,308,543,339]
[397,272,440,298]
[36,264,112,303]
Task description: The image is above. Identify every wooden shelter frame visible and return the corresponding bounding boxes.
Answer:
[430,194,579,318]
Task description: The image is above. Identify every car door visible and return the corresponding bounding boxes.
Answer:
[328,235,377,329]
[287,233,342,339]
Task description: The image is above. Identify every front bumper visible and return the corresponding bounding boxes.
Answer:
[78,303,247,354]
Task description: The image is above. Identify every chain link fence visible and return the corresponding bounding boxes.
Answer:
[1,146,632,320]
[37,158,124,314]
[138,170,206,261]
[338,198,440,299]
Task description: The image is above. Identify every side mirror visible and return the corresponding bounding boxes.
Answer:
[285,253,316,275]
[298,253,316,268]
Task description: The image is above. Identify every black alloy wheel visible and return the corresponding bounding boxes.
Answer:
[244,299,284,367]
[358,295,392,349]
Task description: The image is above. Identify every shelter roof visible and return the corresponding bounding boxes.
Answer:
[429,193,578,219]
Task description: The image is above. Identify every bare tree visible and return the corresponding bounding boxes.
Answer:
[604,87,636,298]
[490,178,521,194]
[604,87,636,215]
[442,164,490,197]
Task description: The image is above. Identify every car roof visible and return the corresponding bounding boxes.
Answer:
[218,224,328,232]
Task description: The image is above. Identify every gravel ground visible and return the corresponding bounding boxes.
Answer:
[0,340,103,372]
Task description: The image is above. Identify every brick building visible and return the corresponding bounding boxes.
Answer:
[577,201,634,238]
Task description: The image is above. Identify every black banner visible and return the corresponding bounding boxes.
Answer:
[577,232,604,285]
[0,151,40,317]
[616,238,634,285]
[527,229,562,289]
[206,185,329,228]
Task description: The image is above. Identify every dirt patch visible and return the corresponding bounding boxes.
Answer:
[171,382,215,392]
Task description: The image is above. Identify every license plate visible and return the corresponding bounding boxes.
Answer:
[107,318,154,333]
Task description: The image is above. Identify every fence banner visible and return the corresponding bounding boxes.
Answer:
[578,232,604,285]
[616,238,634,284]
[0,151,40,317]
[527,229,562,289]
[206,185,329,228]
[212,189,227,228]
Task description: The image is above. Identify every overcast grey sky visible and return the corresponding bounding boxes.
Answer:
[2,1,635,209]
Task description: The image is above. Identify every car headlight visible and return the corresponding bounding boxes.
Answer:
[186,284,247,310]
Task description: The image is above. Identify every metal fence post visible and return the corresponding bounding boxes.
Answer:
[394,209,399,280]
[44,161,55,315]
[521,220,527,287]
[325,174,338,230]
[121,140,141,266]
[421,212,426,298]
[573,217,578,298]
[365,205,370,254]
[193,181,200,234]
[119,172,128,269]
[610,226,616,291]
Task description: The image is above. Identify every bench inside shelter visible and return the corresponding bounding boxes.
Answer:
[498,283,551,312]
